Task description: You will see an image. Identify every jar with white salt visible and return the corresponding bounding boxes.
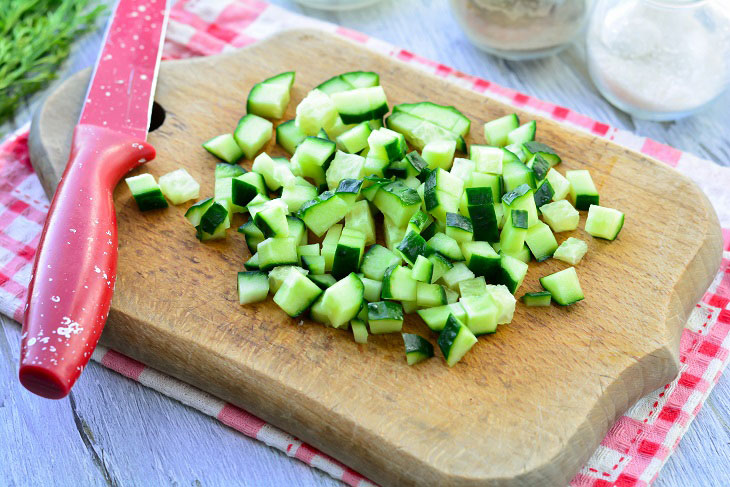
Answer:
[449,0,589,60]
[586,0,730,120]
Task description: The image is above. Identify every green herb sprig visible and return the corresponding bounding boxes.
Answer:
[0,0,106,126]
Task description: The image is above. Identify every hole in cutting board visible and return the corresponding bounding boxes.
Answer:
[148,101,166,132]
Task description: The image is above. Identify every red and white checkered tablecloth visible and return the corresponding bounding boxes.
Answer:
[2,1,730,486]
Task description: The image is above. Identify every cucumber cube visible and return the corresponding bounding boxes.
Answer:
[233,114,273,160]
[402,333,434,365]
[539,200,580,233]
[368,300,404,334]
[540,267,584,305]
[437,315,478,367]
[158,169,200,205]
[585,205,625,240]
[553,237,588,265]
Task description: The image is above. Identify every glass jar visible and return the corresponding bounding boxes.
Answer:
[449,0,589,60]
[586,0,730,120]
[294,0,383,10]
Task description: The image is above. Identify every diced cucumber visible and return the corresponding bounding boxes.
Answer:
[521,291,551,307]
[427,232,464,261]
[344,199,375,245]
[533,180,555,208]
[314,273,364,328]
[336,121,372,154]
[295,89,339,136]
[361,244,402,281]
[276,119,307,155]
[238,220,265,252]
[546,168,570,201]
[214,177,245,214]
[525,221,558,262]
[125,173,168,211]
[411,255,434,283]
[396,230,434,266]
[281,178,318,213]
[326,151,365,190]
[402,333,434,365]
[470,145,504,174]
[485,284,516,324]
[203,134,244,163]
[247,71,294,119]
[501,243,531,264]
[273,270,322,317]
[416,282,447,307]
[445,213,473,243]
[341,71,380,89]
[309,273,337,290]
[505,143,527,162]
[408,209,432,235]
[499,254,528,294]
[253,202,289,238]
[360,276,383,302]
[540,267,584,305]
[298,243,320,258]
[258,237,298,271]
[539,200,579,232]
[332,228,366,279]
[252,153,291,191]
[368,127,406,162]
[483,114,519,147]
[460,294,498,335]
[386,111,465,152]
[450,158,476,183]
[186,198,228,241]
[268,266,308,294]
[215,163,246,180]
[237,271,269,305]
[506,120,536,145]
[291,136,336,187]
[466,172,502,204]
[404,151,428,178]
[297,191,349,237]
[159,169,199,205]
[233,114,273,160]
[441,262,475,290]
[554,237,588,265]
[502,159,536,192]
[368,301,403,334]
[502,183,538,228]
[527,154,551,182]
[321,224,343,272]
[384,217,407,251]
[566,170,599,210]
[351,318,368,344]
[421,140,456,170]
[373,181,421,227]
[438,315,478,367]
[461,240,500,280]
[381,265,417,301]
[585,205,624,240]
[331,86,389,124]
[393,102,471,137]
[499,210,527,255]
[522,141,561,167]
[465,187,499,242]
[428,252,453,283]
[456,278,484,299]
[244,252,260,270]
[417,302,466,332]
[301,255,326,275]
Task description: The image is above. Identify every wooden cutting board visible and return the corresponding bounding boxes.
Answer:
[29,29,723,486]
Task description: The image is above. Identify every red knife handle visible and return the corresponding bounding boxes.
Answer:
[19,124,155,399]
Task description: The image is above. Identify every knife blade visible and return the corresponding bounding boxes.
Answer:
[19,0,170,399]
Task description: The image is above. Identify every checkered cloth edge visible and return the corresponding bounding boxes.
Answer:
[1,1,729,486]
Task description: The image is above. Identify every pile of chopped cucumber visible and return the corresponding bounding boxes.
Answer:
[128,70,626,368]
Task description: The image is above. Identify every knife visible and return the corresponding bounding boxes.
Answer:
[19,0,170,399]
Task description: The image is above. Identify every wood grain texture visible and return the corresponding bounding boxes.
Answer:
[25,29,723,486]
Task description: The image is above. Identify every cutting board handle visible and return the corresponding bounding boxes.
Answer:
[19,124,155,399]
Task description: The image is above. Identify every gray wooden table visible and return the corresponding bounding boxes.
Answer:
[2,1,728,485]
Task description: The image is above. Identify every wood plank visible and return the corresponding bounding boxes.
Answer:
[26,29,723,486]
